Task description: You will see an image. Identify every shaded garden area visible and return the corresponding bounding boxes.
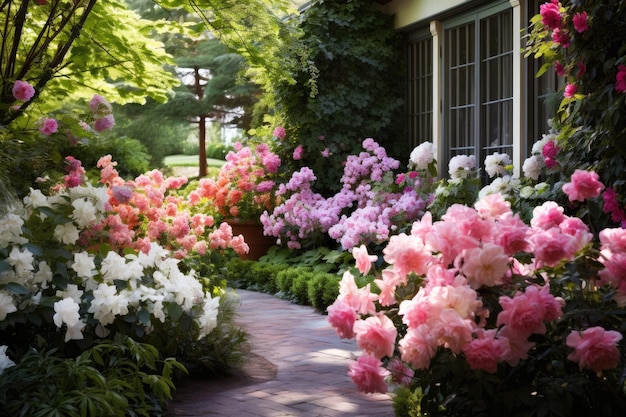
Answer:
[1,0,626,416]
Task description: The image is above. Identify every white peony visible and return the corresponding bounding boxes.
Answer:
[0,213,28,248]
[23,188,51,209]
[6,246,34,278]
[448,155,476,180]
[522,155,544,180]
[409,142,435,170]
[70,197,97,228]
[71,251,96,279]
[53,297,81,328]
[88,283,129,326]
[53,222,80,245]
[484,152,511,178]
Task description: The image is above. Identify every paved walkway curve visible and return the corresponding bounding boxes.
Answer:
[167,289,395,417]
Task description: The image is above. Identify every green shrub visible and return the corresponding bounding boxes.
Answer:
[224,257,256,288]
[0,335,184,417]
[307,272,341,312]
[291,271,315,305]
[206,142,234,160]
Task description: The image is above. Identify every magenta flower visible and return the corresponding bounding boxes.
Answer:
[540,1,562,30]
[572,11,589,33]
[39,118,58,136]
[562,169,604,202]
[12,80,35,102]
[321,148,330,158]
[564,83,577,98]
[552,28,571,48]
[542,140,560,169]
[615,64,626,93]
[89,94,112,116]
[94,114,115,132]
[576,61,586,79]
[566,327,623,375]
[554,61,565,76]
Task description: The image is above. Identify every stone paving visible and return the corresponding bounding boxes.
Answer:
[167,289,395,417]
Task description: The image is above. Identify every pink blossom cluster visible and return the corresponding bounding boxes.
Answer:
[78,155,248,259]
[261,139,434,249]
[189,142,280,221]
[328,192,624,394]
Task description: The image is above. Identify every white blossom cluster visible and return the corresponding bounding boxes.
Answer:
[0,186,220,344]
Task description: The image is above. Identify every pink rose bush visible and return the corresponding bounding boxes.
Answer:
[330,183,626,414]
[261,138,434,250]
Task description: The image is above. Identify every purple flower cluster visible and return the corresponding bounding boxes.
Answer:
[261,139,434,250]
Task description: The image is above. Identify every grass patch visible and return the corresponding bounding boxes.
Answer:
[164,155,226,168]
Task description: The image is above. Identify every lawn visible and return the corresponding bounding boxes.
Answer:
[163,155,226,167]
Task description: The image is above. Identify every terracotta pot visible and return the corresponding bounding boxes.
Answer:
[227,220,275,261]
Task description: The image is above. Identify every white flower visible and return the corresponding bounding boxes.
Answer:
[53,222,80,245]
[522,155,544,180]
[196,294,220,339]
[448,155,476,180]
[100,251,128,282]
[70,198,97,228]
[0,291,17,320]
[64,322,86,342]
[0,213,28,248]
[88,283,129,326]
[531,133,556,155]
[0,346,15,374]
[23,188,51,209]
[71,252,96,279]
[409,142,435,170]
[56,284,83,305]
[69,183,109,213]
[484,152,511,178]
[34,260,53,287]
[53,297,81,328]
[7,246,34,278]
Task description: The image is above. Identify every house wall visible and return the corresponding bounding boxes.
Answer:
[379,0,474,29]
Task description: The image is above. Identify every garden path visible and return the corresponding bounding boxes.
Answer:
[166,289,394,417]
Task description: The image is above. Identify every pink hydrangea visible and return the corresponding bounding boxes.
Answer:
[12,80,35,102]
[327,300,358,339]
[566,327,623,374]
[292,144,303,160]
[353,314,397,359]
[348,354,390,394]
[562,169,604,202]
[272,126,286,140]
[39,118,58,136]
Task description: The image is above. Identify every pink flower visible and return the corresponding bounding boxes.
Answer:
[12,80,35,102]
[564,83,577,98]
[292,145,303,160]
[566,327,623,374]
[494,213,531,255]
[474,193,511,219]
[347,354,390,394]
[89,94,112,116]
[374,269,404,307]
[463,329,510,373]
[461,243,510,289]
[531,201,565,230]
[497,285,557,336]
[616,64,626,93]
[528,227,575,268]
[352,244,377,275]
[272,126,286,140]
[327,300,358,339]
[540,1,562,30]
[554,61,565,76]
[562,169,604,202]
[321,148,330,158]
[39,118,58,136]
[431,309,474,353]
[383,233,432,276]
[551,28,571,48]
[576,61,586,79]
[337,271,378,315]
[572,11,589,33]
[387,359,414,387]
[399,325,438,369]
[353,314,397,359]
[255,180,275,193]
[94,114,115,132]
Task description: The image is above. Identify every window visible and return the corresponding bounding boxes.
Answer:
[406,33,433,148]
[442,4,513,173]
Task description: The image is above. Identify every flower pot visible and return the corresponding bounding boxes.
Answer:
[227,220,275,261]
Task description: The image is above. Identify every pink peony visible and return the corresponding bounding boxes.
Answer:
[566,327,623,374]
[12,80,35,102]
[531,201,565,230]
[551,28,571,48]
[347,354,390,394]
[374,269,403,307]
[353,314,398,359]
[474,193,511,219]
[542,139,560,169]
[327,300,358,339]
[272,126,286,140]
[615,65,626,93]
[528,227,575,268]
[461,243,510,289]
[94,114,115,132]
[572,11,589,33]
[292,144,303,160]
[494,213,531,255]
[39,118,58,136]
[89,94,112,115]
[337,271,378,315]
[398,325,438,370]
[497,286,548,336]
[562,169,604,202]
[431,309,474,354]
[383,233,432,276]
[387,359,414,386]
[352,244,378,275]
[463,329,510,373]
[554,61,565,76]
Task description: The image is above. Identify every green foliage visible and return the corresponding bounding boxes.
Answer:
[306,272,340,312]
[0,335,185,417]
[260,246,354,274]
[272,0,407,195]
[206,142,235,160]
